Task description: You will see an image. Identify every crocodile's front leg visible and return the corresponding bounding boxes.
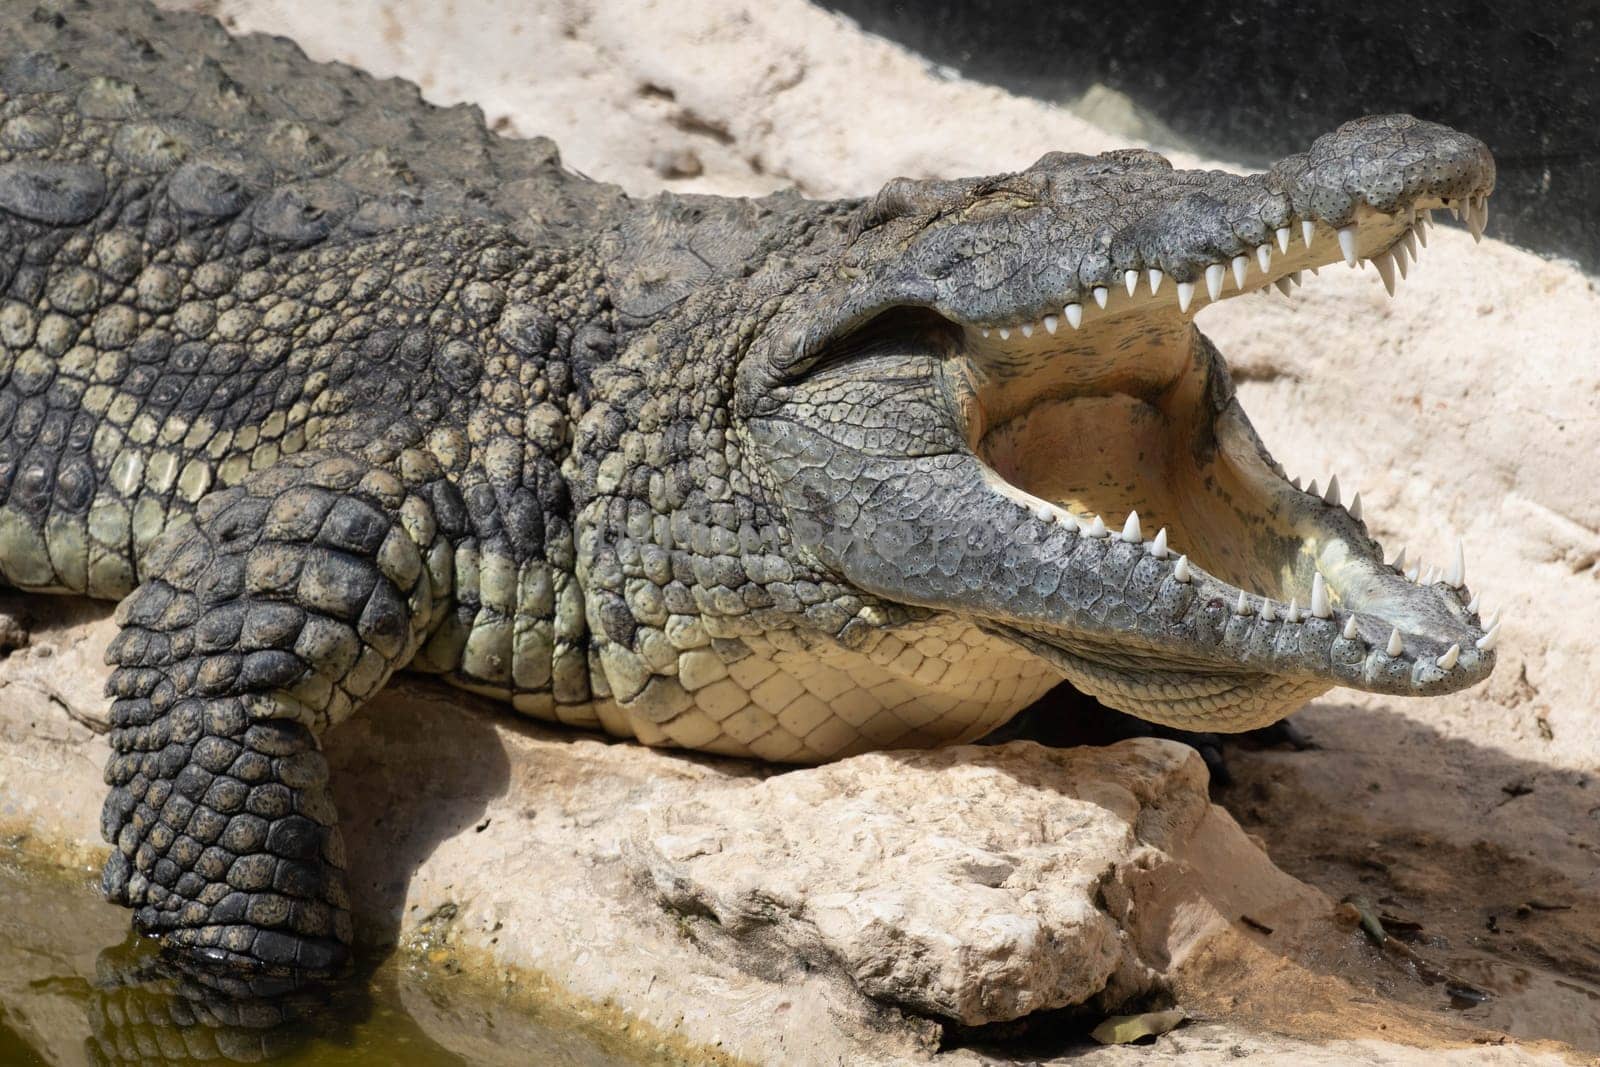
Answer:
[99,426,458,972]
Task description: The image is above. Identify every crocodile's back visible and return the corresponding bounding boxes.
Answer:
[0,0,616,598]
[0,0,581,218]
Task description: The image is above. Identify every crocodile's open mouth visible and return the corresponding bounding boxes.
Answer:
[976,200,1498,714]
[805,196,1498,728]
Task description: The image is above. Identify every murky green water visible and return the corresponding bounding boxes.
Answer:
[0,851,648,1066]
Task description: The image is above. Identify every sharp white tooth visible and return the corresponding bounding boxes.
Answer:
[1093,286,1109,309]
[1337,225,1360,266]
[1289,476,1301,490]
[998,327,1011,340]
[1449,201,1462,221]
[1274,276,1294,296]
[1485,609,1502,630]
[1306,479,1320,498]
[1422,566,1438,585]
[1406,562,1421,583]
[1393,242,1410,279]
[1402,228,1420,259]
[1342,615,1358,640]
[1467,201,1485,242]
[1437,643,1460,670]
[1235,590,1253,615]
[1414,219,1429,248]
[1302,219,1316,247]
[1290,270,1305,286]
[1475,624,1500,652]
[1348,492,1362,522]
[1205,263,1226,303]
[1373,251,1397,296]
[1311,573,1331,618]
[1445,539,1465,588]
[1150,527,1169,559]
[1121,510,1142,543]
[1148,268,1164,294]
[1124,269,1138,296]
[981,328,991,338]
[1389,547,1407,571]
[1466,592,1481,615]
[1176,281,1196,313]
[1276,226,1291,253]
[1065,303,1083,329]
[1020,323,1034,338]
[1087,514,1108,538]
[1173,555,1192,582]
[1261,600,1277,622]
[1478,196,1490,233]
[1286,597,1302,623]
[1232,254,1250,289]
[1323,475,1340,507]
[1257,244,1272,272]
[1043,314,1059,335]
[1386,628,1404,656]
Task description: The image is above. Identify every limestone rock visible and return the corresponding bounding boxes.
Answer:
[632,741,1208,1025]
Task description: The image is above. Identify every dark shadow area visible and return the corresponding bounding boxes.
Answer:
[936,994,1175,1058]
[820,0,1600,272]
[1213,700,1600,1052]
[323,681,513,955]
[982,679,1312,787]
[992,681,1600,1055]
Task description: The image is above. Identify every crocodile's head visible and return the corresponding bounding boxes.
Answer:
[739,114,1498,732]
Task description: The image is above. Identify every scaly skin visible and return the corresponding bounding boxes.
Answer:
[0,1,1498,974]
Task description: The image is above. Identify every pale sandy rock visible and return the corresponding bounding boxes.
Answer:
[316,685,1376,1063]
[633,741,1209,1025]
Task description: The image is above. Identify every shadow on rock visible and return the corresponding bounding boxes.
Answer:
[323,680,517,954]
[1003,682,1600,1054]
[1217,699,1600,1053]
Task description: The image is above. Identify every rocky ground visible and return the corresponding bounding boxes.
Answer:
[1,0,1597,1063]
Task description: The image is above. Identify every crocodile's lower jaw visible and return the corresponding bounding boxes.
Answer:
[940,199,1498,729]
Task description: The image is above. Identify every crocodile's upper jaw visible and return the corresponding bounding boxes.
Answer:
[747,115,1498,732]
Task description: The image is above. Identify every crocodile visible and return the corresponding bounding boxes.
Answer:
[0,0,1499,975]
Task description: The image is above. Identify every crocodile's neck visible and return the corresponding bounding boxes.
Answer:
[400,187,858,731]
